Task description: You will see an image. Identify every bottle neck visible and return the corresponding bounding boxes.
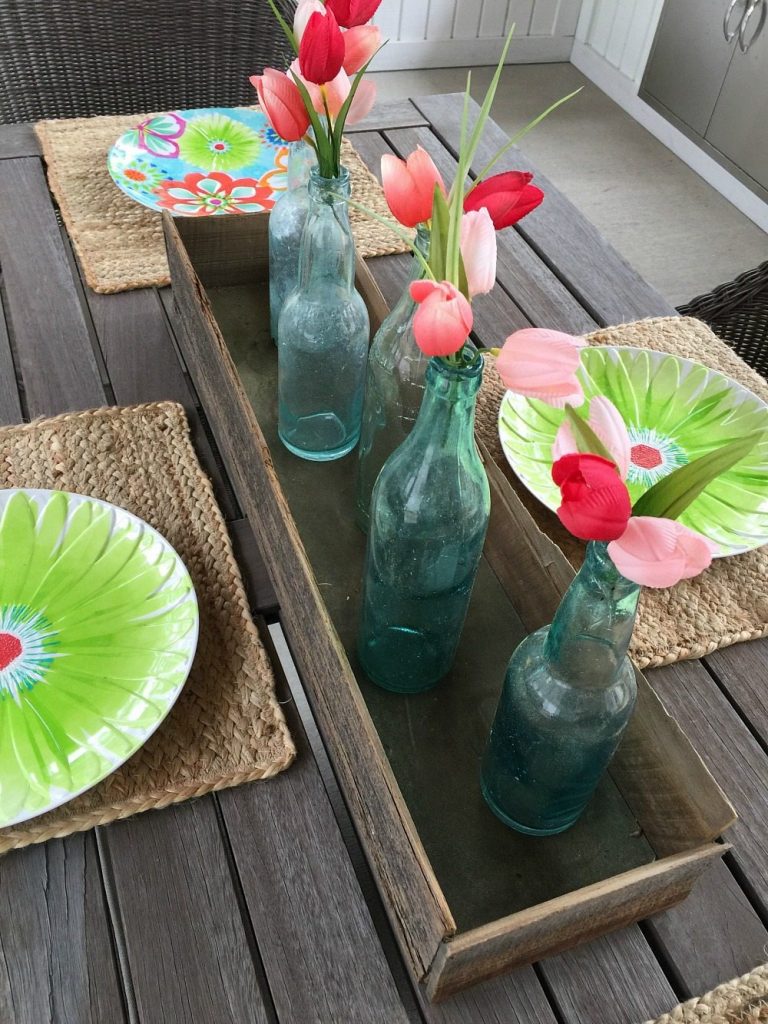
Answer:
[408,355,483,454]
[545,542,641,688]
[299,167,355,290]
[389,225,433,321]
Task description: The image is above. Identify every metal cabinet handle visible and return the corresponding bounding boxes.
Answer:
[724,0,745,40]
[739,0,765,50]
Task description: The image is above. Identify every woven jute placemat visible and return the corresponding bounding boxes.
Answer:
[0,402,295,853]
[34,108,411,294]
[476,316,768,670]
[645,963,768,1023]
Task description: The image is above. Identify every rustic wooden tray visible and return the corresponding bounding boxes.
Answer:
[163,211,736,1001]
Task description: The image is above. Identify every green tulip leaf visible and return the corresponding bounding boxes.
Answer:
[632,430,765,520]
[563,405,615,464]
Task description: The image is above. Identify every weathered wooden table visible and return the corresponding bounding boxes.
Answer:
[0,95,766,1024]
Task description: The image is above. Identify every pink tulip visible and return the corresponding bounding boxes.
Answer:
[608,517,716,588]
[496,328,586,407]
[409,280,473,357]
[343,24,382,73]
[553,396,631,479]
[289,61,376,124]
[460,209,497,297]
[294,0,326,41]
[381,147,447,228]
[251,68,311,143]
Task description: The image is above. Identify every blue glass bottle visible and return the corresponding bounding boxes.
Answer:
[481,542,640,835]
[278,167,370,461]
[268,140,314,342]
[355,225,431,531]
[357,354,490,693]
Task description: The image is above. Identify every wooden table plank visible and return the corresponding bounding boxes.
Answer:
[85,285,240,522]
[705,640,768,747]
[0,835,126,1024]
[228,517,278,614]
[418,969,559,1024]
[346,98,429,134]
[381,125,597,335]
[0,289,23,423]
[218,624,413,1024]
[539,928,678,1024]
[0,124,40,160]
[0,159,104,412]
[649,659,768,912]
[413,94,676,326]
[99,800,272,1024]
[644,858,768,998]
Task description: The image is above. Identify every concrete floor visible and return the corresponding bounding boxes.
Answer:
[369,63,768,307]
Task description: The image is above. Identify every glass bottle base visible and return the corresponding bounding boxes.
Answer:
[481,781,577,836]
[279,425,359,462]
[358,626,447,694]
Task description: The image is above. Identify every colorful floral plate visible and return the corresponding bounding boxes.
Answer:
[0,489,198,828]
[498,346,768,557]
[107,107,290,215]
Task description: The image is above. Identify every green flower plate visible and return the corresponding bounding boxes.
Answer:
[498,346,768,557]
[0,490,198,828]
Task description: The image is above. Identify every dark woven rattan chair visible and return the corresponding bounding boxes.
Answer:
[0,0,294,123]
[678,261,768,379]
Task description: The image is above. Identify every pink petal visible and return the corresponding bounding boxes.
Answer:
[552,420,576,462]
[608,517,715,588]
[460,209,497,297]
[294,0,326,40]
[497,327,586,408]
[345,78,377,124]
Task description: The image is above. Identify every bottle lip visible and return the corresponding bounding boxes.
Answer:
[309,166,350,188]
[427,352,484,382]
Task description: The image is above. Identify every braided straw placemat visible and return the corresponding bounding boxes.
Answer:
[646,963,768,1023]
[34,108,410,294]
[0,402,294,853]
[476,316,768,670]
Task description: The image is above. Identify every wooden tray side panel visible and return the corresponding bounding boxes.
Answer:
[425,843,726,1002]
[163,213,453,978]
[481,452,736,855]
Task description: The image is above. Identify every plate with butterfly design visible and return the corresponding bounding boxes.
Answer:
[107,107,290,216]
[0,489,198,828]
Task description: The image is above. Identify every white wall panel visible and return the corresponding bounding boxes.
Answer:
[372,0,580,67]
[575,0,664,83]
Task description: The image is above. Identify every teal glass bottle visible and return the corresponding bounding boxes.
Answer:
[355,225,431,531]
[481,542,640,835]
[357,354,490,693]
[278,167,370,461]
[268,140,314,341]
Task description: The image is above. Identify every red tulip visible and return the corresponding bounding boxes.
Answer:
[552,453,632,542]
[250,68,310,142]
[289,60,376,125]
[326,0,383,28]
[342,24,382,73]
[381,147,446,228]
[409,280,473,357]
[299,8,346,85]
[464,171,544,229]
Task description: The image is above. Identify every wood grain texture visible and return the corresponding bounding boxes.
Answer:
[381,125,596,334]
[0,835,126,1024]
[705,639,768,746]
[412,93,676,326]
[100,799,271,1024]
[539,926,678,1024]
[0,290,23,423]
[644,858,768,998]
[0,123,40,159]
[0,159,104,412]
[85,284,240,521]
[418,966,558,1024]
[345,98,429,133]
[424,845,724,1001]
[648,658,768,913]
[219,706,411,1024]
[164,212,454,980]
[228,517,278,613]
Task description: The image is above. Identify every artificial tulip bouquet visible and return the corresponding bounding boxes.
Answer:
[254,0,384,175]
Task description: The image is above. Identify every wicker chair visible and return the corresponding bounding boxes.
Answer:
[678,261,768,378]
[0,0,294,123]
